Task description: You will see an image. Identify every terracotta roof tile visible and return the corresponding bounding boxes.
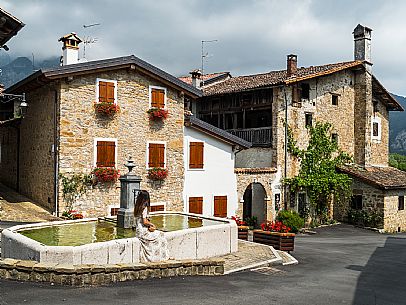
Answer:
[338,165,406,190]
[203,61,363,96]
[179,72,230,86]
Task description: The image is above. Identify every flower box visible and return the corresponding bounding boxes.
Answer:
[147,107,168,120]
[147,167,168,181]
[253,230,295,252]
[91,167,120,183]
[94,102,120,116]
[238,225,249,240]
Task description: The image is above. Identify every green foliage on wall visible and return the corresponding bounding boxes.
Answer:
[59,173,93,206]
[285,122,353,220]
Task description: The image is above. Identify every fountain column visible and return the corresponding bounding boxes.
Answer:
[117,158,142,228]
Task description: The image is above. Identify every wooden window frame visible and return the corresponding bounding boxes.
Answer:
[149,85,167,109]
[188,140,204,170]
[150,202,166,212]
[332,94,339,106]
[188,196,204,214]
[94,138,118,168]
[146,141,167,169]
[96,78,117,104]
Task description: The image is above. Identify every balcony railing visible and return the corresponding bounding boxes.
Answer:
[227,126,272,147]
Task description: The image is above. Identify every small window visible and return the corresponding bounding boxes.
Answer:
[332,94,339,106]
[351,195,363,210]
[150,87,166,109]
[97,80,116,104]
[189,197,203,214]
[150,205,165,212]
[305,113,313,127]
[110,207,119,216]
[399,196,404,211]
[96,140,116,167]
[371,117,381,141]
[189,142,204,169]
[148,142,165,168]
[214,196,227,218]
[332,133,338,144]
[301,83,310,100]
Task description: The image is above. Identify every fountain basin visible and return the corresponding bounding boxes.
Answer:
[1,212,238,264]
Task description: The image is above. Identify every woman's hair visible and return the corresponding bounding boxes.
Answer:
[134,190,150,217]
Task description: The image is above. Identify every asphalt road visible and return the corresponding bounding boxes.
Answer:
[1,224,405,305]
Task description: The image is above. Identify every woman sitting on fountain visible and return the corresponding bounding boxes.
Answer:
[133,190,169,262]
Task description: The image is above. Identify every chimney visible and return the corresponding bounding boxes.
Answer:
[353,24,372,64]
[58,32,82,66]
[287,54,297,77]
[190,69,202,88]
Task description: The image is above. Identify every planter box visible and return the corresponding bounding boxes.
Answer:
[237,226,249,240]
[253,230,295,252]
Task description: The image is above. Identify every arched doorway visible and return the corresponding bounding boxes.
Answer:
[242,182,267,227]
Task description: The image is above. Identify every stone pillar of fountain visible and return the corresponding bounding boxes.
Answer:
[117,157,142,228]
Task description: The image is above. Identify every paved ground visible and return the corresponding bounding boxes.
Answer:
[0,183,59,223]
[1,224,406,305]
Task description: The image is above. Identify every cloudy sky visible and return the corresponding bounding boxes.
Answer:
[2,0,406,95]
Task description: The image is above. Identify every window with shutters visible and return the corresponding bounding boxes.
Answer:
[189,197,203,214]
[189,141,204,169]
[149,86,166,109]
[96,79,117,104]
[147,142,166,169]
[214,196,227,218]
[94,138,117,167]
[150,204,165,212]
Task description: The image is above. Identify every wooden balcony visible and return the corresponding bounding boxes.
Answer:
[227,127,272,147]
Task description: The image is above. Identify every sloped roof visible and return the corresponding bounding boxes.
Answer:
[179,72,230,86]
[6,55,202,98]
[338,165,406,190]
[184,115,251,149]
[203,61,363,96]
[0,7,24,47]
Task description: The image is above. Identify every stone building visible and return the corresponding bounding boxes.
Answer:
[0,33,204,217]
[184,24,406,231]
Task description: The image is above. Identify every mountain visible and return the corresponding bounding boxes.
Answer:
[0,56,59,88]
[390,94,406,155]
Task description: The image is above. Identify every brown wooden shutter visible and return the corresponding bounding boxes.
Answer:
[148,143,165,168]
[107,82,115,103]
[150,205,165,212]
[189,197,203,214]
[151,88,165,108]
[189,142,204,169]
[214,196,227,218]
[96,141,116,167]
[99,81,107,103]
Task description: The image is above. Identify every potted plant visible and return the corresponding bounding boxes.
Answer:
[94,101,120,116]
[253,221,295,252]
[147,107,168,121]
[231,216,249,240]
[61,210,84,220]
[91,167,120,183]
[147,167,168,181]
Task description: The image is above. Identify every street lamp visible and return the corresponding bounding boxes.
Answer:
[0,92,28,117]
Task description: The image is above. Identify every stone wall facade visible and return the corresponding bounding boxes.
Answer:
[0,126,19,189]
[384,189,406,233]
[235,168,278,221]
[18,84,59,212]
[57,69,185,216]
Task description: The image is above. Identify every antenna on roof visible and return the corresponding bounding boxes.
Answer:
[201,39,218,87]
[82,23,100,59]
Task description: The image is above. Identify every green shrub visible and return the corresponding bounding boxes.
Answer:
[276,210,304,233]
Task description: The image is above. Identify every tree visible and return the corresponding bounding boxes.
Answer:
[285,122,352,222]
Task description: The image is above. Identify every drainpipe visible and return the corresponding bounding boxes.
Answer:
[16,125,20,191]
[283,85,288,210]
[53,90,59,216]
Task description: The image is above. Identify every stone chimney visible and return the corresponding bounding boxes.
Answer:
[190,69,202,88]
[58,32,82,66]
[287,54,297,77]
[353,24,372,64]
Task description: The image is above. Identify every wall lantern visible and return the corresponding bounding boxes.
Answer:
[0,92,28,117]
